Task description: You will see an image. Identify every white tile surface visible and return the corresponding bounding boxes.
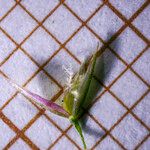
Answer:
[45,49,80,86]
[44,5,81,43]
[1,50,38,85]
[0,30,16,63]
[138,137,150,150]
[95,136,122,150]
[109,0,146,19]
[132,48,150,84]
[0,74,16,108]
[0,119,16,149]
[0,6,37,43]
[21,0,59,21]
[90,92,126,130]
[110,27,146,63]
[46,110,70,130]
[111,114,148,150]
[133,93,150,127]
[3,94,38,129]
[51,136,78,150]
[10,139,31,150]
[22,27,59,65]
[66,27,101,62]
[88,5,124,41]
[94,49,126,86]
[133,5,150,40]
[0,0,15,20]
[65,0,102,21]
[111,70,148,107]
[25,116,61,149]
[26,71,60,100]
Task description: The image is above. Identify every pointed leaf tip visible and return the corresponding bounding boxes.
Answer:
[8,79,69,117]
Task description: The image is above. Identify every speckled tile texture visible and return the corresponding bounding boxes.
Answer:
[0,0,150,150]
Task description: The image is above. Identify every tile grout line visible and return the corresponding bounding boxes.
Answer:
[0,0,149,148]
[105,0,150,46]
[0,111,39,150]
[134,133,150,150]
[63,0,150,88]
[0,0,21,22]
[90,88,150,149]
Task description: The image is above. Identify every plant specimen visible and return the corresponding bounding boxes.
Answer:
[8,46,99,149]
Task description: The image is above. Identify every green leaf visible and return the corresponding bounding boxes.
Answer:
[69,116,86,150]
[74,50,98,118]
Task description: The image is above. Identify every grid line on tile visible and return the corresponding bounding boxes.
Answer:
[89,88,150,149]
[105,0,150,46]
[134,133,150,150]
[63,0,150,88]
[0,0,149,149]
[88,113,127,150]
[3,110,44,150]
[44,115,81,150]
[0,0,21,22]
[0,1,64,89]
[0,111,39,150]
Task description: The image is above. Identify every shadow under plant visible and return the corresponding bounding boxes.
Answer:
[80,32,120,139]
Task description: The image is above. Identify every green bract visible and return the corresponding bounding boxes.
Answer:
[63,49,98,149]
[9,47,99,150]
